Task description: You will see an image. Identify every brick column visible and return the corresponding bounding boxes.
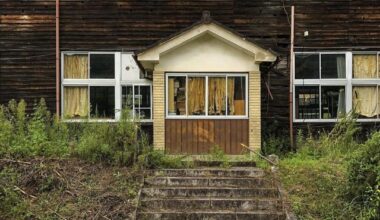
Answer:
[249,71,261,150]
[153,70,165,150]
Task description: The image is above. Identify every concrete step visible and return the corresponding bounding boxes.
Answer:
[140,197,282,212]
[141,187,279,198]
[149,168,265,178]
[136,210,286,220]
[193,160,257,167]
[145,176,275,188]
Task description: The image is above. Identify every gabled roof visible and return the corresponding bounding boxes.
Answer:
[138,12,277,67]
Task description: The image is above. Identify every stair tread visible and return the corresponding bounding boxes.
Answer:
[138,210,285,214]
[149,167,263,171]
[146,176,271,180]
[142,186,278,190]
[141,197,281,201]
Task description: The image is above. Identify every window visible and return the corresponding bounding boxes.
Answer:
[62,52,152,121]
[122,85,152,120]
[166,73,247,118]
[294,52,347,121]
[62,53,118,120]
[294,51,380,122]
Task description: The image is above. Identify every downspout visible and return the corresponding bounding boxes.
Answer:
[56,0,60,116]
[289,6,295,149]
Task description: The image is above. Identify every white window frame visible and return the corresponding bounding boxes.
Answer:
[61,51,121,122]
[121,83,153,122]
[293,51,380,123]
[165,73,249,119]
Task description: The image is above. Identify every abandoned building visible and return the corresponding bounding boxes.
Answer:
[1,0,380,154]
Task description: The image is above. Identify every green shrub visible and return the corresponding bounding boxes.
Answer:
[137,149,185,169]
[75,109,150,166]
[346,131,380,219]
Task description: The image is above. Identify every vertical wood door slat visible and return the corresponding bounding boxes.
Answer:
[165,119,249,155]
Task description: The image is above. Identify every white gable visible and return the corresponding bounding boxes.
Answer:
[138,22,276,71]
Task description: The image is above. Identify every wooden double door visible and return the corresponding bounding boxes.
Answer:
[165,119,248,154]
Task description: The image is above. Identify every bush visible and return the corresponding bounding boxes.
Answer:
[0,99,70,158]
[74,109,151,166]
[346,131,380,219]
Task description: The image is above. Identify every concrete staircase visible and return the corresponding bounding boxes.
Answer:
[135,167,287,220]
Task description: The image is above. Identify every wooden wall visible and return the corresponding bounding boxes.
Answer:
[1,0,380,138]
[165,119,248,154]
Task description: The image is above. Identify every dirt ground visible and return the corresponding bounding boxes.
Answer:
[0,157,143,220]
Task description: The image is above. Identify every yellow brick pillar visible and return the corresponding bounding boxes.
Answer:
[153,70,165,150]
[249,71,261,150]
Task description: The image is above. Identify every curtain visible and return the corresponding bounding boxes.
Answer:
[168,78,176,115]
[64,54,88,79]
[353,55,377,78]
[64,87,88,118]
[353,87,377,117]
[227,78,235,115]
[188,77,205,115]
[208,77,226,115]
[337,88,346,117]
[337,56,346,78]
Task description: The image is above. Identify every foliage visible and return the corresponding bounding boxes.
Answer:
[137,149,186,169]
[281,114,380,220]
[74,109,150,166]
[0,99,184,169]
[346,132,380,219]
[261,119,290,155]
[0,159,141,219]
[208,145,230,168]
[0,99,70,158]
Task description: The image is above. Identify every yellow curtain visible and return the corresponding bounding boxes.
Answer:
[353,55,377,78]
[64,54,88,79]
[208,77,226,115]
[188,77,205,115]
[168,78,176,115]
[64,87,88,118]
[227,78,235,115]
[352,87,377,117]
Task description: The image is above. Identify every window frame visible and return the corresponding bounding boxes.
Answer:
[165,72,249,119]
[121,83,153,121]
[293,51,380,123]
[61,51,121,122]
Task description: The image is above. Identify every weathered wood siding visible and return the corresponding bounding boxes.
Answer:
[165,119,248,154]
[0,1,56,110]
[1,0,380,138]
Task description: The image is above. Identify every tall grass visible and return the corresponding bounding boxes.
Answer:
[0,99,178,168]
[282,114,379,219]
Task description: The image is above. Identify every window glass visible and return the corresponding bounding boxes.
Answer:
[295,86,320,119]
[321,54,346,78]
[90,86,115,118]
[63,87,88,118]
[168,76,186,115]
[227,76,246,115]
[90,54,115,79]
[352,86,378,119]
[139,86,151,108]
[353,55,377,78]
[188,77,206,115]
[122,86,133,109]
[64,54,88,79]
[208,77,226,115]
[136,109,151,119]
[321,86,345,119]
[295,54,319,79]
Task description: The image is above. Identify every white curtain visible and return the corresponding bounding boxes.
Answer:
[336,56,346,116]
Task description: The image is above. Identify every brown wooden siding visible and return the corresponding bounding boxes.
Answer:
[1,0,380,136]
[165,119,248,155]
